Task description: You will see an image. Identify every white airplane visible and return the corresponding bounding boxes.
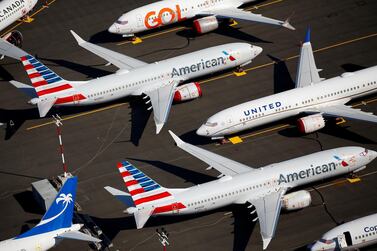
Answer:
[104,131,377,249]
[310,213,377,251]
[0,0,38,46]
[0,176,101,251]
[196,29,377,139]
[0,32,262,134]
[108,0,295,37]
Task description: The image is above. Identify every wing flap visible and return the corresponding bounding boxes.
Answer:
[70,30,147,71]
[169,131,255,176]
[295,28,322,88]
[200,8,294,30]
[250,188,286,250]
[316,105,377,123]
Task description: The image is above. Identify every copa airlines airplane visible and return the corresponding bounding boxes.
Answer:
[104,131,377,249]
[108,0,294,37]
[0,32,261,134]
[196,29,377,139]
[0,0,37,46]
[310,213,377,251]
[0,177,101,251]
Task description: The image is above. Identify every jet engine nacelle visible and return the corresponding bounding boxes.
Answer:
[282,190,312,211]
[2,30,23,48]
[297,114,325,134]
[174,82,202,102]
[193,16,219,34]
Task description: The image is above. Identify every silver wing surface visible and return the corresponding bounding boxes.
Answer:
[314,105,377,123]
[144,81,179,134]
[0,39,27,60]
[70,30,147,71]
[169,131,256,177]
[250,188,287,250]
[199,8,294,30]
[295,28,323,88]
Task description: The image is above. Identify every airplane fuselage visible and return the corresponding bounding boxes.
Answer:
[0,0,37,32]
[135,147,375,217]
[310,213,377,251]
[197,66,377,138]
[108,0,256,35]
[48,43,257,107]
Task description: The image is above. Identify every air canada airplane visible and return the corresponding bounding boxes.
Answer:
[0,0,37,46]
[196,29,377,139]
[108,0,294,37]
[104,131,377,249]
[0,177,101,251]
[310,213,377,251]
[0,32,261,134]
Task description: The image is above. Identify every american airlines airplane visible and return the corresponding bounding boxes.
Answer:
[0,176,101,251]
[108,0,295,37]
[0,0,38,46]
[104,131,377,249]
[196,29,377,139]
[310,213,377,251]
[0,32,261,134]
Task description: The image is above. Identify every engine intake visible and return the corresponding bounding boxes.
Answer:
[297,114,325,134]
[3,30,23,47]
[193,16,219,34]
[282,190,311,211]
[174,82,202,102]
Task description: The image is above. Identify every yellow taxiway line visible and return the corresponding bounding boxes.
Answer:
[116,0,285,46]
[0,0,56,38]
[26,32,377,131]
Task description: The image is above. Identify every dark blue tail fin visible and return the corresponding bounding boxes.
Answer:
[16,177,77,239]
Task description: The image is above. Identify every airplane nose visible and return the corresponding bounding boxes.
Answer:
[368,149,377,161]
[254,46,263,57]
[108,24,119,34]
[196,126,209,136]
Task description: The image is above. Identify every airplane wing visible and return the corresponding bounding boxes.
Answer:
[70,30,147,71]
[199,8,294,30]
[0,39,27,60]
[169,131,256,177]
[250,188,287,250]
[57,231,101,242]
[313,105,377,123]
[143,80,179,134]
[295,28,324,88]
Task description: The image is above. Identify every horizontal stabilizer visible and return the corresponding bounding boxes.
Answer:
[134,207,154,229]
[104,186,135,207]
[57,230,101,242]
[37,98,57,117]
[9,80,37,98]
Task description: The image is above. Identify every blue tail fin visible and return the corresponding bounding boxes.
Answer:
[16,177,77,239]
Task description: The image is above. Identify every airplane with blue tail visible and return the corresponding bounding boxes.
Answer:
[0,176,101,251]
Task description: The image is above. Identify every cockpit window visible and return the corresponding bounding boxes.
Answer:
[204,121,218,127]
[360,148,368,156]
[116,20,128,25]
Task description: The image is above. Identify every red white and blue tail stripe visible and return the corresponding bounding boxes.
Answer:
[117,161,173,207]
[20,55,73,97]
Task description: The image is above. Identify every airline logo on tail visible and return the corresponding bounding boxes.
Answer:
[20,55,73,97]
[118,162,173,206]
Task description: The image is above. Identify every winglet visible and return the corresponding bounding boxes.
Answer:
[168,130,184,147]
[156,123,164,134]
[282,18,295,31]
[70,30,86,45]
[262,237,272,250]
[304,27,311,43]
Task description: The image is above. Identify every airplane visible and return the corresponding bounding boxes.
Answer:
[196,28,377,139]
[0,176,101,251]
[104,130,377,249]
[310,213,377,251]
[108,0,295,37]
[0,31,262,134]
[0,0,38,47]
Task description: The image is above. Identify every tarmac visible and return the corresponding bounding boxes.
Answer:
[0,0,377,250]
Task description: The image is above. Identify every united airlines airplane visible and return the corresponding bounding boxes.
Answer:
[0,177,101,251]
[0,31,261,133]
[108,0,294,37]
[0,0,37,46]
[196,29,377,139]
[310,213,377,251]
[105,131,377,250]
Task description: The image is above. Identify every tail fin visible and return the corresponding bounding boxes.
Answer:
[16,177,78,239]
[116,161,174,228]
[20,55,76,117]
